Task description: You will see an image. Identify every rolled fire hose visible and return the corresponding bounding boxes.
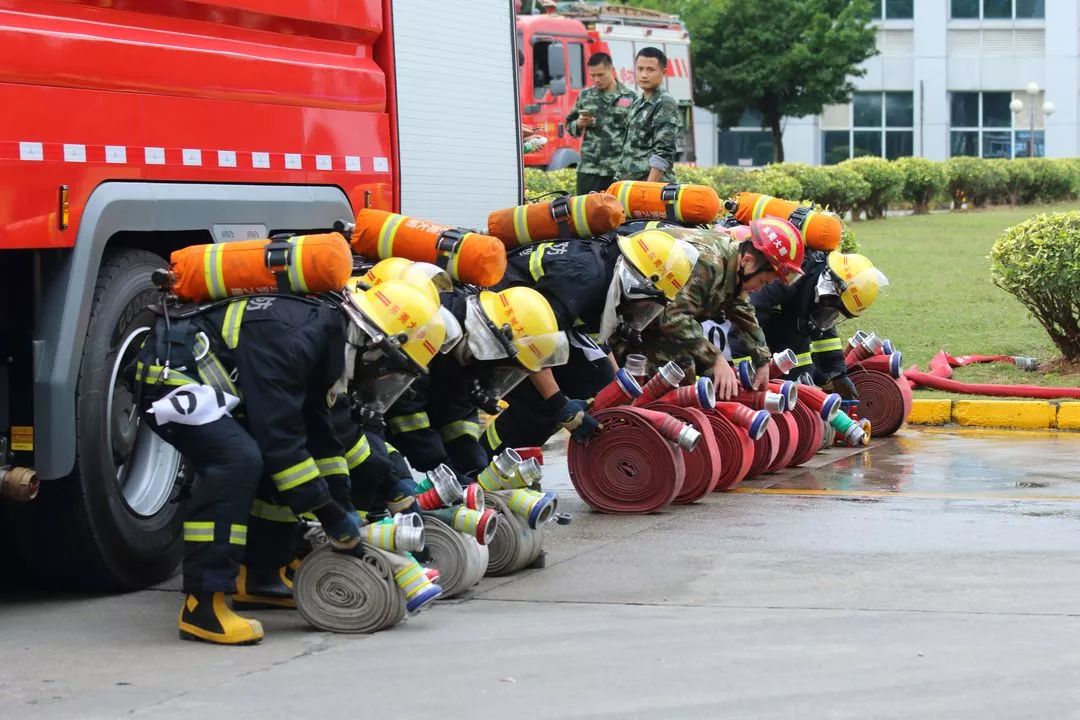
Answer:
[703,410,755,490]
[904,350,1080,399]
[295,544,406,634]
[788,400,824,467]
[419,516,488,599]
[746,420,781,478]
[484,491,545,576]
[764,411,800,473]
[649,403,722,503]
[847,366,913,438]
[567,407,685,513]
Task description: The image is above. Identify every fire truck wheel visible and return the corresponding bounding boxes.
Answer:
[14,248,185,590]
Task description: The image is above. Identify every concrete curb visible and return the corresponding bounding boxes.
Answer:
[909,398,1080,431]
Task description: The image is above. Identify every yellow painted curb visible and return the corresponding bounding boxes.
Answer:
[1058,403,1080,430]
[952,399,1056,430]
[908,399,951,425]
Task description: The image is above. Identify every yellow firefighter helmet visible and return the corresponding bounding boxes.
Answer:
[465,287,568,373]
[343,280,448,371]
[826,252,889,317]
[616,229,700,301]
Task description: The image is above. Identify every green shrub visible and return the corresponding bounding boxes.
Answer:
[839,157,904,220]
[740,166,804,200]
[991,211,1080,360]
[524,167,576,197]
[944,157,1008,208]
[992,158,1035,205]
[894,157,946,214]
[805,165,870,218]
[1028,159,1076,203]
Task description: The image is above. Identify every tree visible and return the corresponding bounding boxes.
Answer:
[654,0,878,163]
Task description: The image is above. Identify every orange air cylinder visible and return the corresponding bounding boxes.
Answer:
[487,193,625,248]
[352,209,506,287]
[169,233,352,303]
[732,192,842,251]
[607,181,722,225]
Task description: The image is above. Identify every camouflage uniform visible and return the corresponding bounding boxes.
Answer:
[566,82,637,195]
[613,229,771,375]
[615,86,681,183]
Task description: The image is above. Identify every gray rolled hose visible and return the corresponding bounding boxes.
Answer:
[484,492,545,577]
[420,516,488,598]
[294,544,406,634]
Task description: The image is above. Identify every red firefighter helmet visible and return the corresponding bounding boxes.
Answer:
[749,217,805,285]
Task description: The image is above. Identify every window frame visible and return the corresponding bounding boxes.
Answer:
[867,0,914,20]
[949,0,1044,19]
[948,90,1045,158]
[821,91,915,164]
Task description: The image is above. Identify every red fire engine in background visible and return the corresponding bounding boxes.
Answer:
[517,1,696,171]
[0,0,522,590]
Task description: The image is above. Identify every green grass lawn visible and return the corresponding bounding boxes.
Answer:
[839,202,1080,396]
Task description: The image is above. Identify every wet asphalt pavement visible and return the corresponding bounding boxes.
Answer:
[3,428,1080,719]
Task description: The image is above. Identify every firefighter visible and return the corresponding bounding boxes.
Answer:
[610,218,807,400]
[480,230,699,453]
[738,251,889,398]
[136,279,447,645]
[385,282,568,480]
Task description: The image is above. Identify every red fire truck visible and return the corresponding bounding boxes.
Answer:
[0,0,523,590]
[518,1,695,171]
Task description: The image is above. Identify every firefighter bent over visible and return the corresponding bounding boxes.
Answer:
[137,280,444,645]
[482,230,698,453]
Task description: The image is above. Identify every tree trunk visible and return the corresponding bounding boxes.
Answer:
[768,114,784,164]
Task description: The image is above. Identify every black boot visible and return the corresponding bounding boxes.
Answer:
[179,592,264,645]
[233,564,296,610]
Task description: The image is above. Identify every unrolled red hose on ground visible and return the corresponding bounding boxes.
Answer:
[788,401,823,467]
[702,411,754,490]
[567,407,685,514]
[848,368,912,437]
[649,403,722,503]
[746,421,780,478]
[765,412,800,473]
[905,350,1080,399]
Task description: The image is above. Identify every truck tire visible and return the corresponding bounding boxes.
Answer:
[13,248,185,590]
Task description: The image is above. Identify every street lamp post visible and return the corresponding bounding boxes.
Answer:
[1010,82,1055,158]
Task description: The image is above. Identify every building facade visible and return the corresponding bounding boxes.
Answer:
[695,0,1073,166]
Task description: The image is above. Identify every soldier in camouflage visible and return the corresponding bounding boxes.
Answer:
[615,47,682,184]
[612,220,807,400]
[566,53,637,196]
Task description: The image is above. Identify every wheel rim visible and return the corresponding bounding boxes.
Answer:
[107,326,182,518]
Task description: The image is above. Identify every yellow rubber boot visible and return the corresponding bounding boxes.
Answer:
[233,565,296,610]
[178,592,264,645]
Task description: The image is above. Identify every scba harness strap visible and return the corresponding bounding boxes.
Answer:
[660,183,681,223]
[549,195,572,240]
[264,235,295,293]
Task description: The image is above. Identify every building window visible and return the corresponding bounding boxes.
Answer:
[867,0,914,19]
[718,110,772,167]
[821,91,914,164]
[950,0,1044,19]
[949,90,1046,158]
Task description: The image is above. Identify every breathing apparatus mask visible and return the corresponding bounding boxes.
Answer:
[806,271,852,335]
[600,257,669,345]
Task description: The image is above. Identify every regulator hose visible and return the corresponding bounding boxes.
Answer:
[294,544,406,634]
[765,411,800,473]
[650,403,722,503]
[788,401,824,467]
[904,350,1080,399]
[484,492,545,575]
[848,367,912,437]
[567,407,685,513]
[746,419,781,478]
[702,410,755,490]
[418,516,488,599]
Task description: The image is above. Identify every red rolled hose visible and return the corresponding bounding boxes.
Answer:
[854,352,904,379]
[848,367,912,437]
[788,401,824,467]
[567,407,685,513]
[702,411,755,490]
[650,403,722,503]
[904,351,1080,399]
[746,420,780,478]
[765,411,800,473]
[796,384,843,421]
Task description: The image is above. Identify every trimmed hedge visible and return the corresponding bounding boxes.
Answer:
[991,211,1080,360]
[524,156,1080,219]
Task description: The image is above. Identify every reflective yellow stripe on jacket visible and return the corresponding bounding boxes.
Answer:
[345,435,372,470]
[810,338,844,354]
[388,412,431,434]
[529,243,553,281]
[440,420,482,443]
[271,458,320,492]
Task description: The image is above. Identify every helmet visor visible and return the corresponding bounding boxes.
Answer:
[620,299,666,331]
[485,364,529,399]
[438,306,463,354]
[464,296,517,362]
[359,370,417,414]
[809,301,843,332]
[616,257,666,302]
[514,330,569,370]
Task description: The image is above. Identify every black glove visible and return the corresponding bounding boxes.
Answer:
[822,374,859,401]
[319,506,365,556]
[550,393,599,442]
[467,377,501,415]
